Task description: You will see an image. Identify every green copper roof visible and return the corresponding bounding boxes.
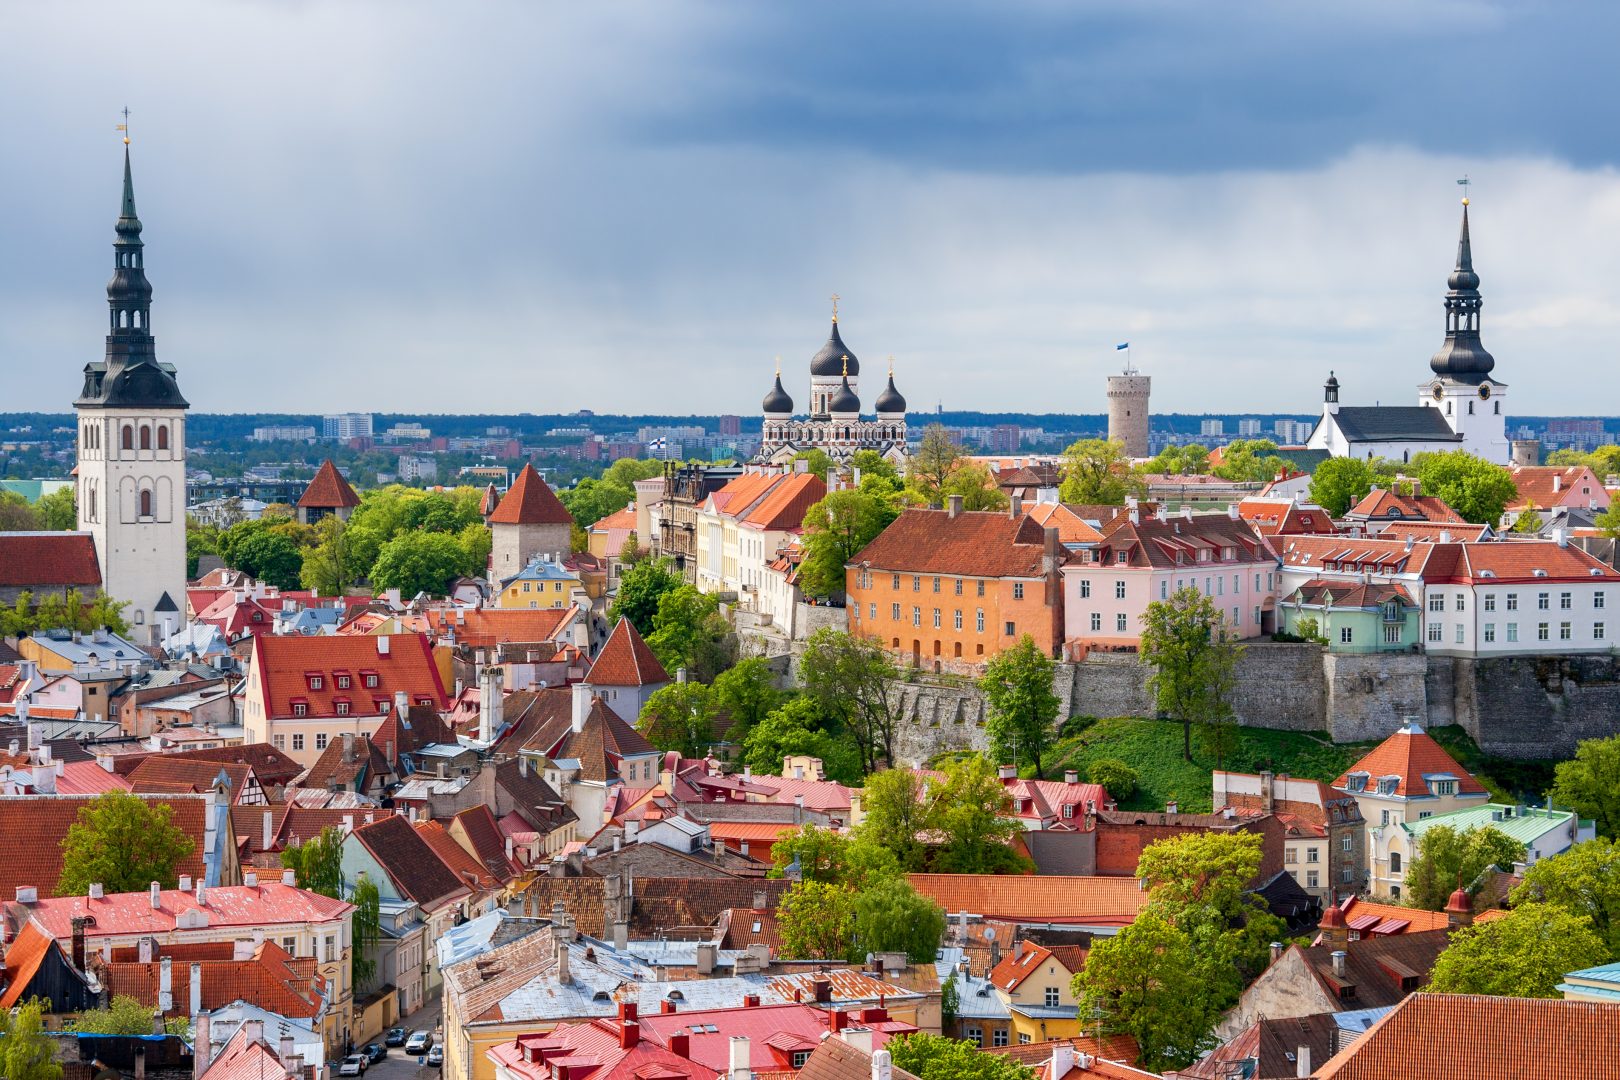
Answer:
[1400,802,1580,846]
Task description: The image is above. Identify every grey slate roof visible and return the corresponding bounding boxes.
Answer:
[1328,407,1462,444]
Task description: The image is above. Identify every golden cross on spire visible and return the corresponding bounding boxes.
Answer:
[830,293,840,322]
[1457,174,1470,206]
[841,355,849,377]
[887,354,895,377]
[117,106,131,145]
[774,355,782,376]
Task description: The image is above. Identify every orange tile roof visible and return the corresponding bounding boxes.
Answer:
[128,757,258,803]
[1236,497,1339,537]
[0,923,58,1008]
[1377,521,1490,541]
[1508,465,1609,510]
[587,618,670,687]
[489,464,574,526]
[906,874,1148,925]
[410,606,575,645]
[709,472,783,518]
[201,1025,296,1080]
[0,533,102,588]
[1336,897,1450,934]
[0,795,210,900]
[1347,489,1465,524]
[296,460,360,510]
[988,941,1059,991]
[739,473,827,532]
[416,819,503,892]
[1024,503,1105,545]
[1314,993,1620,1080]
[21,881,352,940]
[591,507,638,534]
[852,509,1052,578]
[1449,540,1620,584]
[1333,723,1486,798]
[102,939,325,1019]
[250,632,448,720]
[56,760,135,795]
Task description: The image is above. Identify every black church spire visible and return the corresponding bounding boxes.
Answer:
[1428,198,1495,383]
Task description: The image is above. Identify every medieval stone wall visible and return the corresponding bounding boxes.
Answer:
[1324,652,1429,742]
[1454,654,1620,758]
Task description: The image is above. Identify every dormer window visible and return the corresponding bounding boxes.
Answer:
[307,674,323,691]
[1376,777,1398,795]
[1431,780,1456,796]
[1346,772,1368,792]
[336,674,351,689]
[1116,551,1127,565]
[335,700,351,716]
[291,700,308,718]
[417,697,434,707]
[362,672,379,688]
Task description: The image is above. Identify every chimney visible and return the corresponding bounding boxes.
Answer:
[1553,527,1569,548]
[1063,769,1078,784]
[1049,1042,1075,1080]
[89,882,104,901]
[234,938,255,961]
[282,869,297,886]
[245,1019,265,1048]
[1296,1046,1311,1078]
[619,1004,640,1050]
[70,916,89,971]
[179,875,193,893]
[192,1011,211,1080]
[1260,770,1275,814]
[1270,941,1283,965]
[794,794,805,825]
[150,881,162,909]
[159,956,174,1012]
[190,962,203,1016]
[139,937,154,963]
[1439,529,1451,544]
[947,495,963,519]
[729,1037,751,1080]
[377,635,390,655]
[697,942,717,974]
[842,1029,873,1054]
[1165,799,1178,815]
[669,1032,691,1058]
[1331,950,1347,978]
[1181,505,1194,521]
[1009,495,1023,520]
[394,690,408,716]
[813,975,832,1003]
[480,664,503,743]
[1554,473,1563,493]
[871,1048,893,1080]
[612,919,628,952]
[998,764,1016,781]
[571,683,592,733]
[555,939,571,984]
[1227,503,1240,520]
[244,871,258,889]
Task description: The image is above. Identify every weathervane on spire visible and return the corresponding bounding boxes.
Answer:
[1457,174,1470,205]
[117,106,131,145]
[830,293,840,323]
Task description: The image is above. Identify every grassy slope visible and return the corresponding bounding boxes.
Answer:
[1045,717,1556,813]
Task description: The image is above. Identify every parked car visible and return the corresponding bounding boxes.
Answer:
[338,1055,368,1076]
[426,1046,444,1068]
[363,1044,386,1065]
[385,1029,407,1048]
[405,1032,433,1055]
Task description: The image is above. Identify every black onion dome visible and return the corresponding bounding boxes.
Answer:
[763,372,794,414]
[875,372,906,414]
[810,320,860,377]
[1430,201,1495,381]
[829,375,860,414]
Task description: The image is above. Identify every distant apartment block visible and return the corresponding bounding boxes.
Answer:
[1200,419,1226,437]
[322,413,374,440]
[252,425,318,443]
[1237,419,1262,438]
[718,414,742,437]
[398,454,439,483]
[383,422,432,442]
[1274,419,1312,444]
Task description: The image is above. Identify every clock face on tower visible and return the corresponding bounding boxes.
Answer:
[1432,383,1445,401]
[1478,384,1492,400]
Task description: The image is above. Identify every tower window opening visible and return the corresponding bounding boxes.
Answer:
[121,425,133,451]
[157,425,169,451]
[140,425,151,451]
[119,310,129,328]
[139,489,153,518]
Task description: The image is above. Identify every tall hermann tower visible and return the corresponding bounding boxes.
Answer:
[1106,356,1150,459]
[75,141,189,644]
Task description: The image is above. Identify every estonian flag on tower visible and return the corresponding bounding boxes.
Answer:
[1116,342,1130,351]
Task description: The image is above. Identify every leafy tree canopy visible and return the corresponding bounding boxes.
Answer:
[798,489,899,598]
[798,629,900,773]
[777,879,857,962]
[1510,839,1620,960]
[608,557,683,635]
[1059,438,1139,505]
[637,682,717,759]
[1428,903,1609,997]
[71,995,189,1036]
[887,1034,1035,1080]
[645,584,733,683]
[1308,456,1381,517]
[740,698,863,786]
[1139,587,1243,761]
[57,791,196,896]
[1143,444,1211,477]
[1210,439,1291,483]
[1410,450,1519,525]
[370,530,474,597]
[980,634,1061,779]
[0,996,64,1080]
[1550,734,1620,840]
[1403,823,1527,911]
[709,657,783,744]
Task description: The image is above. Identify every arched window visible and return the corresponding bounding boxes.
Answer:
[132,311,141,329]
[121,425,133,451]
[157,425,169,451]
[140,425,151,451]
[139,489,153,518]
[119,310,129,328]
[1494,402,1501,415]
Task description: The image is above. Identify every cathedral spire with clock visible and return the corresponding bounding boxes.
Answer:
[1419,197,1508,464]
[74,136,189,644]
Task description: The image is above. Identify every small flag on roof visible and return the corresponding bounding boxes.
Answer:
[1116,342,1130,351]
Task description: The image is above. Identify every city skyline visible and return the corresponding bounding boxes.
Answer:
[4,3,1620,415]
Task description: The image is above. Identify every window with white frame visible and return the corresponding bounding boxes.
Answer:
[1484,594,1496,612]
[1116,613,1128,632]
[1115,580,1126,599]
[1080,580,1091,598]
[1561,622,1572,640]
[933,608,941,629]
[1596,622,1607,641]
[1013,582,1025,600]
[912,607,921,627]
[1596,591,1606,610]
[954,610,963,630]
[1561,592,1573,610]
[1429,595,1444,612]
[1538,593,1550,610]
[976,609,985,632]
[1455,594,1466,611]
[1090,613,1101,632]
[1455,624,1465,643]
[1428,622,1442,642]
[1044,987,1060,1007]
[1507,623,1519,642]
[1538,623,1550,641]
[1484,624,1496,643]
[1506,593,1519,610]
[1340,627,1354,644]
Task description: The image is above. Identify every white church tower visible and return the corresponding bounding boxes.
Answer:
[1418,197,1509,464]
[75,143,188,643]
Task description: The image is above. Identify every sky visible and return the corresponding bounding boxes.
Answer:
[3,1,1619,417]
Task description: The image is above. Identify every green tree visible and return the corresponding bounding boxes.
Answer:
[1139,587,1243,762]
[1088,758,1138,802]
[1403,824,1527,911]
[71,994,188,1036]
[560,477,633,530]
[777,880,857,961]
[1511,839,1620,959]
[370,531,469,597]
[224,525,304,589]
[979,634,1060,779]
[850,449,900,486]
[906,425,964,507]
[798,628,901,773]
[940,973,959,1031]
[0,996,64,1080]
[0,490,42,531]
[1143,444,1211,477]
[771,824,853,884]
[646,585,733,682]
[608,557,683,635]
[280,825,346,898]
[1199,721,1242,771]
[1308,456,1380,517]
[457,521,493,577]
[1551,734,1620,839]
[57,791,196,895]
[857,768,930,871]
[81,592,131,636]
[186,519,221,579]
[299,514,356,595]
[1059,438,1139,504]
[887,1034,1035,1080]
[1211,439,1289,483]
[1511,501,1545,534]
[1073,907,1219,1071]
[637,682,717,758]
[798,489,898,598]
[1428,903,1609,997]
[1411,449,1520,525]
[1596,503,1620,540]
[351,873,382,989]
[792,449,835,482]
[709,658,783,743]
[740,698,862,785]
[0,592,34,638]
[940,460,1009,512]
[853,875,946,961]
[927,756,1029,874]
[34,487,77,531]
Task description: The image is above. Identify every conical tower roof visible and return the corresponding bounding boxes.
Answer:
[488,464,574,526]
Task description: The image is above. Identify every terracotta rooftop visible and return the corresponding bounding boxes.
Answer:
[250,632,448,720]
[738,473,827,533]
[0,923,60,1008]
[489,464,575,526]
[587,618,671,687]
[1332,722,1487,799]
[0,794,210,900]
[299,732,392,793]
[128,757,258,802]
[1091,513,1274,571]
[17,881,351,940]
[1508,465,1607,510]
[1314,992,1620,1079]
[172,743,304,788]
[296,460,360,510]
[906,874,1148,926]
[1292,928,1450,1011]
[1346,489,1465,524]
[453,804,522,882]
[351,813,472,911]
[102,939,325,1019]
[410,606,576,646]
[851,509,1052,578]
[0,533,102,588]
[796,1035,920,1080]
[416,819,504,892]
[1024,503,1105,545]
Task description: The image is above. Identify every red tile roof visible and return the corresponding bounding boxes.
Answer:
[635,1002,914,1072]
[18,881,352,940]
[0,533,102,588]
[739,473,827,532]
[587,618,671,687]
[989,942,1063,991]
[906,874,1148,926]
[296,460,360,510]
[1448,540,1620,584]
[852,509,1052,578]
[1314,992,1620,1080]
[452,805,522,881]
[1024,504,1105,545]
[1508,465,1609,510]
[1092,513,1274,571]
[1377,521,1490,542]
[56,760,136,795]
[1333,723,1488,798]
[708,472,783,518]
[1236,497,1339,537]
[590,507,638,534]
[0,795,211,900]
[488,1017,719,1080]
[249,632,448,720]
[350,813,472,911]
[0,923,59,1008]
[409,606,575,646]
[201,1024,298,1080]
[128,757,259,803]
[489,464,574,526]
[102,939,325,1019]
[1347,489,1465,524]
[174,744,305,789]
[416,819,503,892]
